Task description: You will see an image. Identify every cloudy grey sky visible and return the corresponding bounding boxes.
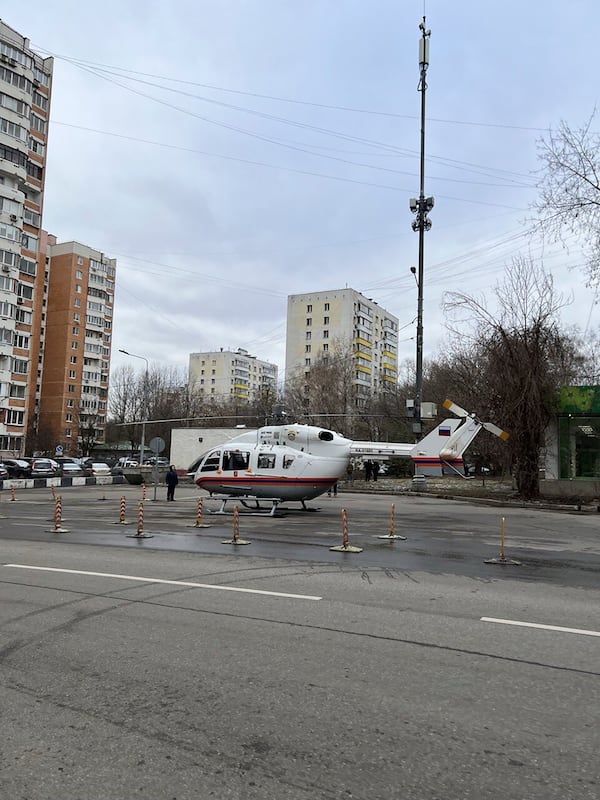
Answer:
[7,0,599,381]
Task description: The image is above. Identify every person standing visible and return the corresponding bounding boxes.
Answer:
[364,460,373,481]
[165,465,179,501]
[372,461,380,482]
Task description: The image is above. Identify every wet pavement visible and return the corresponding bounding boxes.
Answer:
[1,482,598,589]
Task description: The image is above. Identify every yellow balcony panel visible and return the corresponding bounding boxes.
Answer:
[382,350,397,361]
[356,364,372,375]
[354,337,372,349]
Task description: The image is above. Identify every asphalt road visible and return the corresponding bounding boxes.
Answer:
[0,484,598,799]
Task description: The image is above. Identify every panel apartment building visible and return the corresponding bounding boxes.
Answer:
[37,239,116,454]
[189,348,278,403]
[285,288,399,401]
[0,21,53,457]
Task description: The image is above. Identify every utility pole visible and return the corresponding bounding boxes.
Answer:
[409,17,434,441]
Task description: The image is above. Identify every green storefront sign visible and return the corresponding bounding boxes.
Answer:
[558,386,600,479]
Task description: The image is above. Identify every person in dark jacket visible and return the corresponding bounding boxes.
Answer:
[165,465,179,501]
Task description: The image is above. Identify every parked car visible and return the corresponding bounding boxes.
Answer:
[60,462,86,477]
[144,457,169,468]
[30,458,61,477]
[117,457,139,467]
[88,462,112,476]
[0,464,9,480]
[1,458,32,478]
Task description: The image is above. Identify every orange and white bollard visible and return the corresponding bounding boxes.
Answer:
[191,496,210,529]
[51,495,69,533]
[126,500,152,538]
[10,483,15,501]
[51,485,56,500]
[141,483,147,502]
[377,503,407,540]
[330,508,363,552]
[485,516,521,565]
[120,495,126,523]
[222,504,251,545]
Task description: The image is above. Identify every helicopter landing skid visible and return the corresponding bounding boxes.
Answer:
[207,496,285,517]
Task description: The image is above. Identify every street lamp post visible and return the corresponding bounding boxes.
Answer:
[118,349,149,465]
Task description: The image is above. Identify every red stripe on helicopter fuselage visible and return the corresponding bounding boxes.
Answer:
[195,475,335,489]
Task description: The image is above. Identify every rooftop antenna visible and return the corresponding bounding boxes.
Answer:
[409,16,434,442]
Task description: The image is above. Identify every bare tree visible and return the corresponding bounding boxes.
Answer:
[444,256,579,498]
[533,113,600,286]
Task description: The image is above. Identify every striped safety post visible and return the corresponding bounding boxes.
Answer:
[195,497,204,527]
[221,504,251,545]
[10,483,15,501]
[51,495,69,533]
[484,516,521,566]
[126,500,153,538]
[330,508,363,553]
[141,483,147,502]
[233,505,240,542]
[377,502,407,540]
[51,485,56,500]
[119,496,126,524]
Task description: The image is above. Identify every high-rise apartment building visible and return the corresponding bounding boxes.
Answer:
[189,348,278,403]
[0,21,52,457]
[36,239,116,454]
[285,288,399,401]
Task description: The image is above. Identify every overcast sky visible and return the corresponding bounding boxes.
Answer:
[7,0,600,382]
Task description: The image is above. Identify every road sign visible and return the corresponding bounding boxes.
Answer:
[149,437,165,454]
[55,445,64,455]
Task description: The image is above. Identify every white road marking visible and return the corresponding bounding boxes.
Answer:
[481,616,600,638]
[2,564,322,601]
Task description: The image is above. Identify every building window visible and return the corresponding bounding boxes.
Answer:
[323,343,329,352]
[305,344,311,352]
[67,399,74,408]
[324,316,329,325]
[66,413,73,422]
[68,384,75,393]
[324,303,330,311]
[305,331,311,340]
[65,428,72,437]
[306,318,312,326]
[70,356,77,364]
[76,270,83,279]
[305,358,311,366]
[71,341,78,349]
[307,304,312,312]
[69,370,76,378]
[74,298,81,307]
[72,327,79,335]
[323,330,329,339]
[77,257,84,265]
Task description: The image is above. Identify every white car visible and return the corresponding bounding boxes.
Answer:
[89,462,112,476]
[117,457,139,467]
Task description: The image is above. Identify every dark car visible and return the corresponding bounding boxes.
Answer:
[0,464,9,480]
[1,458,32,478]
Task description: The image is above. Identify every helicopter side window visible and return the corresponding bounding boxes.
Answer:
[257,454,276,469]
[282,455,294,469]
[200,451,221,472]
[223,450,250,470]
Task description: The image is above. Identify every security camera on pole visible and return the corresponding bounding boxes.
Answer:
[409,17,434,444]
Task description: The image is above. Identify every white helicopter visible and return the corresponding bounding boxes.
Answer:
[192,399,509,515]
